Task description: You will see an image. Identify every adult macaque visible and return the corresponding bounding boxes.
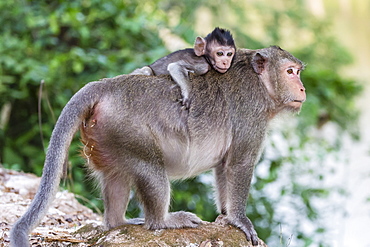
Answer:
[10,46,305,246]
[131,27,236,109]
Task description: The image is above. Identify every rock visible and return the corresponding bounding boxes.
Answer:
[74,222,268,247]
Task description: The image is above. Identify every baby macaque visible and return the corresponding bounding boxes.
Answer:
[131,27,236,108]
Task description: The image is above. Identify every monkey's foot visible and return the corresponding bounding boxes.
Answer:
[141,66,153,76]
[126,218,145,225]
[215,214,259,246]
[146,211,202,230]
[130,66,153,76]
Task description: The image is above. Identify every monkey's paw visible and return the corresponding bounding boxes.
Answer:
[146,211,202,230]
[215,214,259,246]
[178,97,191,110]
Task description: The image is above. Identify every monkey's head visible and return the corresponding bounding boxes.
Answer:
[194,27,236,73]
[251,46,306,112]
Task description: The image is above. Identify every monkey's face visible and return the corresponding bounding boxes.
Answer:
[208,44,235,73]
[280,61,306,111]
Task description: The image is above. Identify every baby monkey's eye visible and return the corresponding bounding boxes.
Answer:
[227,52,233,56]
[217,51,224,56]
[287,68,293,74]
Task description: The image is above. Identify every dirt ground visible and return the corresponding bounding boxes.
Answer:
[0,167,102,246]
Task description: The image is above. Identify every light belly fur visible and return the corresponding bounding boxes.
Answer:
[159,132,232,179]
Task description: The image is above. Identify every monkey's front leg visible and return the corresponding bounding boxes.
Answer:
[167,62,192,109]
[214,161,228,215]
[217,159,259,246]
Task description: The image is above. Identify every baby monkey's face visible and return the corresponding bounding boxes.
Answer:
[208,44,235,73]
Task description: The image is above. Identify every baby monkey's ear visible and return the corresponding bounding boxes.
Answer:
[194,36,207,56]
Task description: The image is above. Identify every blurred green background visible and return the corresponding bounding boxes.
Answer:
[0,0,368,246]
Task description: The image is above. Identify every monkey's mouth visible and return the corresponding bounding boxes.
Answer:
[285,99,305,104]
[285,99,305,109]
[214,66,228,73]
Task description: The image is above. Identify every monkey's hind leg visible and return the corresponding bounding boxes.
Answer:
[134,161,202,230]
[99,171,132,229]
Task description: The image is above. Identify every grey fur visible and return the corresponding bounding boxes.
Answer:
[10,46,305,247]
[130,28,236,109]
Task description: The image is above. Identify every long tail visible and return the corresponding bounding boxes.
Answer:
[10,81,104,247]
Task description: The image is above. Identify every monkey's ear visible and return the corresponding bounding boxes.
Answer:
[194,37,206,56]
[252,52,268,74]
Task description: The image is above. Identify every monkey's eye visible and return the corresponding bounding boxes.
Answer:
[227,52,233,57]
[217,51,224,56]
[297,70,300,75]
[287,68,293,74]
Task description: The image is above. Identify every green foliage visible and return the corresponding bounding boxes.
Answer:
[171,176,216,221]
[0,0,168,171]
[300,68,361,138]
[0,0,362,246]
